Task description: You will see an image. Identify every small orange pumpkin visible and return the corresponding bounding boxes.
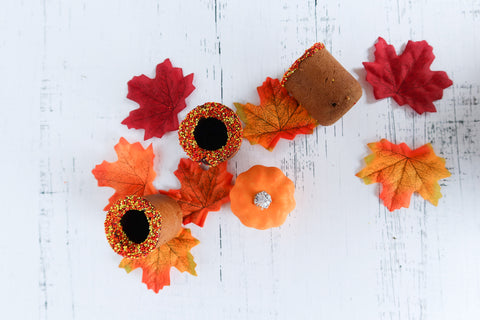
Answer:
[230,165,295,230]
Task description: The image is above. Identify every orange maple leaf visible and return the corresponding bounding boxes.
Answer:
[119,228,199,293]
[160,158,233,227]
[356,139,451,211]
[92,137,157,211]
[234,77,317,151]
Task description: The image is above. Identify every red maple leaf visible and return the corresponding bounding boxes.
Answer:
[92,137,157,211]
[160,158,233,227]
[363,37,453,114]
[121,59,195,139]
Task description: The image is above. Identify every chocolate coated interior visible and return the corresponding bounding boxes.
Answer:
[120,210,150,244]
[193,117,228,150]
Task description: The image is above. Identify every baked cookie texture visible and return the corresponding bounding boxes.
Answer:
[144,194,183,246]
[283,43,362,126]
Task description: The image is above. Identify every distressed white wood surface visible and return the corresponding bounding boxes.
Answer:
[1,0,479,319]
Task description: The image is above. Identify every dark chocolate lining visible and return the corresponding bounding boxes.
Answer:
[193,117,228,151]
[120,210,150,244]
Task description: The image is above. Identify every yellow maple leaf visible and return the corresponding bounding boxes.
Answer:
[235,77,317,151]
[119,228,199,293]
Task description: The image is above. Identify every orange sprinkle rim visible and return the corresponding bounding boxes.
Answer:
[280,42,325,86]
[178,102,243,166]
[104,195,162,259]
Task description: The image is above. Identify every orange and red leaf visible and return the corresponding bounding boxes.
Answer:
[160,158,233,227]
[356,139,451,211]
[92,137,157,211]
[119,228,199,293]
[234,77,317,151]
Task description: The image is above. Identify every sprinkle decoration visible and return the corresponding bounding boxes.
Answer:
[105,195,163,259]
[178,102,243,166]
[280,42,325,86]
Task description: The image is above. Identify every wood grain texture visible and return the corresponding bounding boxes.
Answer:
[1,0,479,319]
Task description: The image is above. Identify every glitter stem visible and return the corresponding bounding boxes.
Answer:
[254,191,272,210]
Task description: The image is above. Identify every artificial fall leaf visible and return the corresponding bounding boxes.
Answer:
[356,139,451,211]
[363,37,453,114]
[160,158,233,227]
[92,137,157,211]
[121,59,195,139]
[119,228,199,293]
[234,77,317,151]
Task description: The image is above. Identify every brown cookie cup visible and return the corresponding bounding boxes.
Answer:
[105,194,182,259]
[282,43,362,126]
[143,194,183,245]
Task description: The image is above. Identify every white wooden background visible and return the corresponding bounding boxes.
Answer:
[2,0,479,319]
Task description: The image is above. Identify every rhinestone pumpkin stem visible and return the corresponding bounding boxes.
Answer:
[254,191,272,210]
